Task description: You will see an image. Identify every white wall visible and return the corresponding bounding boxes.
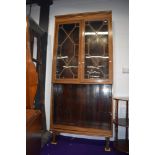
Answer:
[27,0,129,140]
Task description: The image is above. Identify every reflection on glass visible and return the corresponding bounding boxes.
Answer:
[85,31,108,35]
[56,23,79,79]
[84,20,109,80]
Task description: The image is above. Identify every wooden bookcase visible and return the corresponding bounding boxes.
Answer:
[50,11,113,151]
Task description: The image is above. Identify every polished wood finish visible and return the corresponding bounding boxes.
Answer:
[55,11,112,23]
[51,124,112,137]
[26,17,42,155]
[26,110,42,155]
[28,16,48,130]
[113,97,129,153]
[113,97,128,101]
[52,84,112,130]
[51,11,113,150]
[52,11,113,84]
[26,17,38,109]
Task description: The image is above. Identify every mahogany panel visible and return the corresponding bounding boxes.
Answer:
[52,84,112,130]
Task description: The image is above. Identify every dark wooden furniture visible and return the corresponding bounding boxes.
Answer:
[50,11,113,151]
[26,17,42,155]
[28,16,47,130]
[113,97,129,153]
[26,110,42,155]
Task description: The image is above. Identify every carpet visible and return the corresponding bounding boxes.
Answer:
[41,135,128,155]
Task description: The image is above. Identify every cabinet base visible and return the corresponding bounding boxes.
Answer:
[51,127,112,151]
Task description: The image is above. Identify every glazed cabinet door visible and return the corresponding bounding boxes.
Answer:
[52,21,82,83]
[81,18,113,84]
[52,12,113,84]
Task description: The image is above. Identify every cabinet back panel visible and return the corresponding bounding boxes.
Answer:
[53,84,112,130]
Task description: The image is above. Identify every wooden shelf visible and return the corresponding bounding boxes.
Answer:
[113,140,129,153]
[113,97,129,101]
[113,118,129,127]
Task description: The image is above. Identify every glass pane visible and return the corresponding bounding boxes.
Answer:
[56,23,79,79]
[84,20,109,79]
